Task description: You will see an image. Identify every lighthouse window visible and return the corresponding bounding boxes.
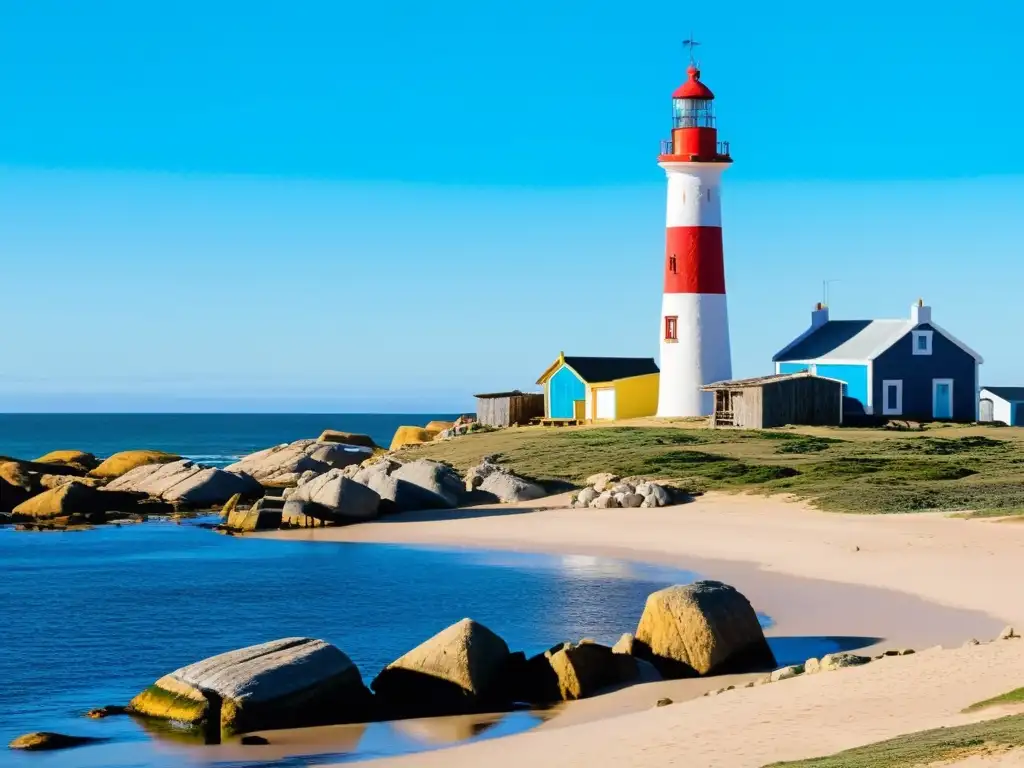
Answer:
[665,316,678,342]
[669,255,677,274]
[673,98,715,129]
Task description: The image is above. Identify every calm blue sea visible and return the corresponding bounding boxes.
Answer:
[0,413,460,465]
[0,415,858,767]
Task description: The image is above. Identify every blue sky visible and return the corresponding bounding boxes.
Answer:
[2,1,1023,412]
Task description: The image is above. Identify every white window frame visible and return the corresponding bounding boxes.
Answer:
[882,379,903,415]
[932,378,954,419]
[912,330,933,356]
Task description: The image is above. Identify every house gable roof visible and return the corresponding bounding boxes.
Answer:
[537,354,659,385]
[774,319,983,364]
[981,387,1024,402]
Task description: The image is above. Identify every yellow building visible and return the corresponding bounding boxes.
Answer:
[536,353,660,422]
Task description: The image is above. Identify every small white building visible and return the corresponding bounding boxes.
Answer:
[979,388,1024,426]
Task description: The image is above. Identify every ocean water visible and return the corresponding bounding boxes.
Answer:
[0,522,705,767]
[0,413,459,466]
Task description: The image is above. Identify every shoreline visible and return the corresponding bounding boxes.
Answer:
[246,491,1024,766]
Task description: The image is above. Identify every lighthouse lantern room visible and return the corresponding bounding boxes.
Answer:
[656,45,733,418]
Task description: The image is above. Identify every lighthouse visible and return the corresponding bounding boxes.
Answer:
[656,47,733,418]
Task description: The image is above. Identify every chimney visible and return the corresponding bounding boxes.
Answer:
[910,298,931,325]
[811,302,829,329]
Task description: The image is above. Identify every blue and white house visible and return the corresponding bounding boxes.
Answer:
[980,388,1024,426]
[772,301,982,421]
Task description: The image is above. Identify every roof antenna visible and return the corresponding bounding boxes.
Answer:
[823,279,840,308]
[682,34,701,67]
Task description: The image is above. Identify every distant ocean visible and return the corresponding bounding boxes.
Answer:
[0,413,461,464]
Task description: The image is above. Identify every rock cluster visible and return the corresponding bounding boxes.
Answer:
[101,579,772,743]
[224,439,372,486]
[571,473,677,509]
[464,457,546,504]
[389,415,492,451]
[107,460,263,507]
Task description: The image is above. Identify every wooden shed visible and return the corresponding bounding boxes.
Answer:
[474,390,544,428]
[701,372,843,429]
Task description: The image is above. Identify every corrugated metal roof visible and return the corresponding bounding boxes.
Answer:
[701,372,843,390]
[774,320,914,362]
[982,387,1024,402]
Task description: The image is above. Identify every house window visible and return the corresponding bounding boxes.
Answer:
[882,379,903,416]
[912,330,933,356]
[665,316,678,342]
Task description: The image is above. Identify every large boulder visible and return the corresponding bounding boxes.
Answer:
[281,499,334,528]
[390,459,465,509]
[226,499,283,532]
[34,450,99,473]
[371,619,511,718]
[424,420,455,434]
[350,459,439,514]
[291,470,381,522]
[634,581,775,678]
[389,426,436,451]
[317,430,378,450]
[12,483,142,521]
[526,641,627,702]
[127,637,371,737]
[0,476,34,513]
[224,440,371,486]
[107,460,262,507]
[90,450,180,480]
[464,459,545,503]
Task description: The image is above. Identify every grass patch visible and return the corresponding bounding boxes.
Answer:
[764,713,1024,767]
[776,438,837,454]
[399,423,1024,514]
[965,688,1024,712]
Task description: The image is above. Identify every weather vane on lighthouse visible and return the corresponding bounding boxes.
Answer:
[682,35,701,65]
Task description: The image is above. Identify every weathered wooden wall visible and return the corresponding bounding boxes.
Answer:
[760,377,842,428]
[734,387,763,429]
[476,394,544,427]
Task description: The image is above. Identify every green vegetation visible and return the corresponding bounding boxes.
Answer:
[400,423,1024,514]
[765,714,1024,767]
[965,687,1024,712]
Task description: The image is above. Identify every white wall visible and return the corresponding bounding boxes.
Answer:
[981,389,1013,425]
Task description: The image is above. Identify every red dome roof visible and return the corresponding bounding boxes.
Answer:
[673,65,715,100]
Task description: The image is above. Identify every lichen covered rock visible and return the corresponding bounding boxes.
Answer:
[34,450,99,472]
[317,430,378,449]
[9,732,104,751]
[12,483,142,521]
[107,460,262,507]
[634,581,775,677]
[90,450,180,479]
[128,637,370,737]
[372,619,511,718]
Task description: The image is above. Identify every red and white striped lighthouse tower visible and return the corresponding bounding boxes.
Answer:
[656,43,733,418]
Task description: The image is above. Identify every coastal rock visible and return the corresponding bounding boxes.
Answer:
[804,657,821,674]
[0,461,35,491]
[317,430,378,449]
[281,499,334,528]
[39,474,103,490]
[610,482,635,495]
[390,459,465,509]
[770,664,803,682]
[34,450,99,473]
[389,426,436,452]
[85,705,129,719]
[545,641,625,701]
[819,652,871,671]
[591,492,619,509]
[12,483,142,521]
[641,484,673,508]
[634,581,775,678]
[224,440,371,486]
[621,493,644,508]
[128,637,371,737]
[8,732,104,751]
[612,633,638,655]
[464,458,500,490]
[220,493,242,519]
[0,476,34,513]
[107,460,262,507]
[372,618,511,718]
[425,420,455,434]
[476,468,545,504]
[292,471,381,521]
[586,473,619,492]
[90,450,180,480]
[227,500,283,532]
[574,487,598,508]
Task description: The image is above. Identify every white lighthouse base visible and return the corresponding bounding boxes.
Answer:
[657,292,732,418]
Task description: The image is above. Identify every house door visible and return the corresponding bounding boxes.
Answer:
[933,379,953,420]
[595,388,616,420]
[980,399,994,422]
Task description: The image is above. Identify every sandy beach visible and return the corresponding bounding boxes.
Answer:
[252,492,1024,766]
